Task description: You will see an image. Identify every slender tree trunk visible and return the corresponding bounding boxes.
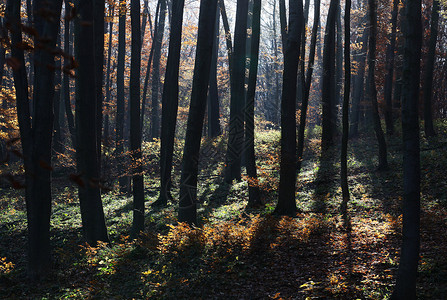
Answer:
[207,7,221,138]
[94,0,105,170]
[392,0,421,296]
[297,0,320,173]
[32,0,63,279]
[53,34,63,154]
[341,0,351,222]
[350,25,368,138]
[224,0,249,183]
[63,0,76,147]
[275,0,303,216]
[219,0,233,77]
[272,0,281,125]
[383,0,399,135]
[178,0,217,225]
[245,0,261,207]
[75,0,109,246]
[368,0,388,170]
[104,5,114,145]
[116,1,127,191]
[150,0,167,139]
[155,0,186,206]
[130,0,145,236]
[321,0,338,151]
[334,3,343,115]
[279,0,287,52]
[6,0,35,279]
[423,0,439,137]
[141,0,161,135]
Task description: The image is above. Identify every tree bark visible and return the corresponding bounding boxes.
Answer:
[422,0,439,138]
[275,0,303,216]
[207,7,221,138]
[94,0,105,170]
[63,0,76,147]
[367,0,388,170]
[341,0,351,221]
[150,0,167,139]
[75,0,109,246]
[296,0,320,173]
[179,0,217,224]
[130,0,145,236]
[116,1,127,191]
[156,0,186,206]
[350,24,368,138]
[383,0,399,135]
[392,0,422,296]
[321,0,338,151]
[104,5,115,145]
[245,0,261,207]
[224,0,249,183]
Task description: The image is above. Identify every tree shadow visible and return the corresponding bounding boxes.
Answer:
[311,150,337,214]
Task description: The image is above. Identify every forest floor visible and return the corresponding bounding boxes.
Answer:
[1,121,447,299]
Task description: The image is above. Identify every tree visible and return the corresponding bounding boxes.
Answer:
[350,17,368,138]
[367,0,388,170]
[116,0,127,191]
[104,5,115,145]
[130,0,145,236]
[207,6,221,138]
[341,0,351,221]
[383,0,399,135]
[224,0,249,183]
[274,0,303,215]
[244,0,262,207]
[178,0,218,224]
[75,0,109,246]
[422,0,439,138]
[321,0,338,151]
[150,0,167,139]
[63,0,76,147]
[392,0,422,296]
[94,0,105,169]
[8,0,63,280]
[297,0,320,173]
[156,0,186,206]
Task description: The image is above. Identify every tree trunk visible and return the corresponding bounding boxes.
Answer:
[94,0,105,170]
[178,0,217,225]
[130,0,145,236]
[141,0,160,135]
[207,7,221,138]
[422,0,439,137]
[383,0,399,135]
[321,0,338,151]
[53,33,63,154]
[392,0,422,296]
[368,0,388,170]
[63,0,76,147]
[31,0,63,279]
[224,0,249,183]
[341,0,351,221]
[116,1,127,191]
[297,0,320,173]
[219,0,233,78]
[245,0,261,207]
[275,0,303,216]
[350,24,368,138]
[75,0,109,246]
[156,0,186,207]
[104,5,115,145]
[150,0,167,139]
